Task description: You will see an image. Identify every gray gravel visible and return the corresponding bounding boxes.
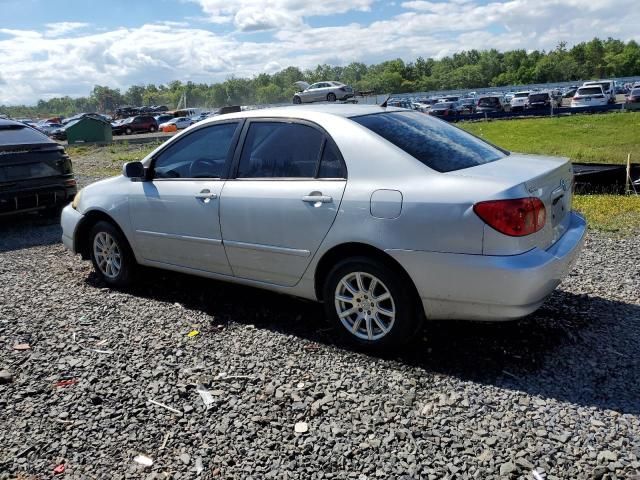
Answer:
[1,210,639,479]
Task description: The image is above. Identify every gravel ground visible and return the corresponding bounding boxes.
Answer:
[1,208,639,479]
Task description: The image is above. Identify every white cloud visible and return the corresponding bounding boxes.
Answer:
[192,0,374,31]
[44,22,90,38]
[1,0,640,105]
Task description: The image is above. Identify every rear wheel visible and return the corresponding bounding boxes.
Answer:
[125,127,132,135]
[89,221,134,288]
[323,257,420,351]
[327,93,337,102]
[149,125,157,133]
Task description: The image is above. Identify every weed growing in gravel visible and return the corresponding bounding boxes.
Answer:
[574,194,640,233]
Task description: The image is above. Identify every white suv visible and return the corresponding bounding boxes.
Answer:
[582,80,616,104]
[510,91,531,111]
[571,85,608,108]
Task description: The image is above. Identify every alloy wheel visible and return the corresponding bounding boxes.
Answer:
[93,231,122,279]
[334,272,396,341]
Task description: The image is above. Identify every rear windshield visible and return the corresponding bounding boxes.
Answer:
[514,92,529,98]
[352,111,505,173]
[528,93,548,101]
[0,124,52,146]
[631,89,640,96]
[577,87,603,96]
[477,97,500,106]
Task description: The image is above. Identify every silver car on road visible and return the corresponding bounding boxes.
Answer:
[293,81,354,104]
[61,105,586,350]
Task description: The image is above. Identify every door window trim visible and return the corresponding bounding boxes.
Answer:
[228,117,347,181]
[148,120,244,181]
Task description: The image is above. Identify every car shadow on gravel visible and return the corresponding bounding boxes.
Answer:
[0,213,62,253]
[88,267,640,415]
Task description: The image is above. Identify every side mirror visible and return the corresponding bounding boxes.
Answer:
[123,161,146,180]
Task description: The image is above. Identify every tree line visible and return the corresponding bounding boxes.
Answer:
[3,37,640,118]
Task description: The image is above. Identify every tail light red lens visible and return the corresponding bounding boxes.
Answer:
[473,197,546,237]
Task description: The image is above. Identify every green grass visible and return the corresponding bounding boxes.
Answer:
[460,112,640,164]
[573,194,640,233]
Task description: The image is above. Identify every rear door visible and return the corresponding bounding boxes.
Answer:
[220,119,347,286]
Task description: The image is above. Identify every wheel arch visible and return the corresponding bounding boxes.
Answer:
[75,209,133,260]
[313,242,422,310]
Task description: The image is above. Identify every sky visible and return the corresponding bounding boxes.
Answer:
[0,0,638,105]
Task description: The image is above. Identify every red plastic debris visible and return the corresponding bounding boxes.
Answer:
[53,464,65,474]
[54,379,78,388]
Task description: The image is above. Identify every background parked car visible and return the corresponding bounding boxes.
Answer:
[112,115,158,135]
[476,95,510,113]
[154,114,175,125]
[292,81,354,104]
[527,91,559,109]
[625,88,640,106]
[158,117,193,130]
[428,101,458,118]
[0,118,77,216]
[582,80,616,104]
[510,91,531,111]
[571,85,608,108]
[456,98,476,114]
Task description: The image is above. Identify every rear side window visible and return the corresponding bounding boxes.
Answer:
[318,141,346,178]
[352,111,505,173]
[0,125,52,146]
[237,122,324,178]
[153,123,238,179]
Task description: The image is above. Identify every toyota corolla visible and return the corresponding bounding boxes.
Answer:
[61,105,586,350]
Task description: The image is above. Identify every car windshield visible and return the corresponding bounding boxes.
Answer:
[577,87,602,96]
[351,111,506,173]
[632,89,640,96]
[432,103,453,109]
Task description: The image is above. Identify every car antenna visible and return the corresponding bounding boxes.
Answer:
[379,94,390,108]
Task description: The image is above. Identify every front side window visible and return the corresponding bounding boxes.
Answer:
[153,123,238,179]
[237,122,324,178]
[352,111,505,173]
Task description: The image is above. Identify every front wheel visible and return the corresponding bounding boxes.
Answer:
[149,125,157,132]
[89,221,134,288]
[323,257,421,351]
[125,127,132,135]
[293,96,302,105]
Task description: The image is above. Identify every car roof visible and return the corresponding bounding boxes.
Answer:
[0,118,25,128]
[202,104,406,124]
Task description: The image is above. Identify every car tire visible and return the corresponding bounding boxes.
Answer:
[89,221,135,288]
[327,93,337,102]
[293,96,302,105]
[125,127,132,135]
[322,257,421,352]
[149,126,156,133]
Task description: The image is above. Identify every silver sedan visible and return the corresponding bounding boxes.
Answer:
[61,104,586,350]
[293,81,354,104]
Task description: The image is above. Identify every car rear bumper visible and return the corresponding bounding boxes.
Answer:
[0,182,76,216]
[386,211,587,321]
[61,204,84,253]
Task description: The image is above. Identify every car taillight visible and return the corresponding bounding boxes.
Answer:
[473,197,546,237]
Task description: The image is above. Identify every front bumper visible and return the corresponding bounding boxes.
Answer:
[61,204,84,253]
[387,211,587,321]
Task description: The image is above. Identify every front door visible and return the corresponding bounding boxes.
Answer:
[129,121,241,274]
[220,120,347,286]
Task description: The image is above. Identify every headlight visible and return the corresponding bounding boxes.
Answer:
[71,189,83,210]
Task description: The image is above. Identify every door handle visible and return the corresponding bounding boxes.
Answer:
[302,195,332,203]
[195,189,217,200]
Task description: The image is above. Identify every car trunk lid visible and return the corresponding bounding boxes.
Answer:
[447,153,574,254]
[0,144,71,185]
